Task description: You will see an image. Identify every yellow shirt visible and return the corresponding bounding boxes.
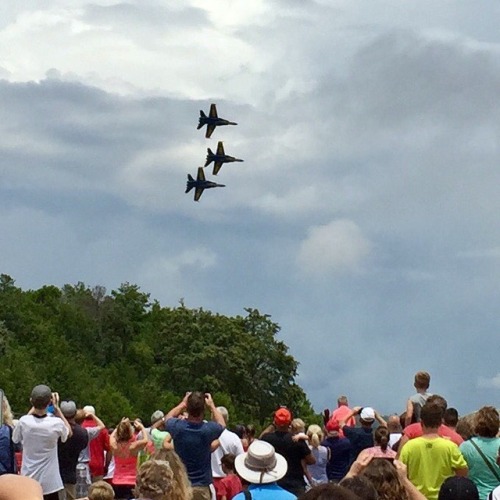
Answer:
[400,436,467,500]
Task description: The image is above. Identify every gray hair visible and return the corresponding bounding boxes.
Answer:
[217,406,229,424]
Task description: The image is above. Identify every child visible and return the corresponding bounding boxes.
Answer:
[218,454,242,500]
[405,371,432,426]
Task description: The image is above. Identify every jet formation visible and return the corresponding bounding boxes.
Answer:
[186,103,243,201]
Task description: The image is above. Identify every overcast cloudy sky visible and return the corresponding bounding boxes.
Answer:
[1,0,500,415]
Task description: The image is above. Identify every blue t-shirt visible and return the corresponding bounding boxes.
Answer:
[321,436,352,481]
[342,426,373,464]
[166,418,223,486]
[233,483,297,500]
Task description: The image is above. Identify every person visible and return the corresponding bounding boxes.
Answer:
[149,410,173,451]
[459,406,500,500]
[290,419,314,487]
[12,385,72,500]
[211,406,244,499]
[58,401,105,500]
[245,425,256,450]
[305,425,328,486]
[0,395,16,475]
[343,453,426,500]
[405,371,432,426]
[321,419,352,482]
[85,480,115,500]
[339,406,387,464]
[233,440,296,500]
[297,483,359,499]
[0,474,44,500]
[438,476,479,500]
[357,426,396,460]
[386,415,403,450]
[397,395,464,455]
[133,458,180,500]
[110,418,149,500]
[260,408,315,497]
[326,396,356,433]
[165,392,225,500]
[399,402,468,500]
[217,454,242,500]
[152,449,193,500]
[81,405,111,482]
[339,475,379,500]
[443,408,459,431]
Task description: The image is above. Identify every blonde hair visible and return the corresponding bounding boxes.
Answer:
[134,459,175,500]
[291,418,306,434]
[152,449,193,500]
[88,480,115,500]
[116,419,134,443]
[307,424,324,448]
[2,396,14,427]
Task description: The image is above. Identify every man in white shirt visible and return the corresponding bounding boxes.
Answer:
[12,385,72,500]
[211,406,244,499]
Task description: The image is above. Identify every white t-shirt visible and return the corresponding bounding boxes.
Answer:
[12,414,69,494]
[211,429,244,478]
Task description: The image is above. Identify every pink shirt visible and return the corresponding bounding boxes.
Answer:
[112,441,137,486]
[362,445,397,459]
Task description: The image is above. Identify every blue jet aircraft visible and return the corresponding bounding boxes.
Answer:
[204,141,244,175]
[197,103,237,139]
[185,167,225,202]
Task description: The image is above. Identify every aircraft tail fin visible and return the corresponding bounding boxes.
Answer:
[185,174,195,194]
[199,110,207,118]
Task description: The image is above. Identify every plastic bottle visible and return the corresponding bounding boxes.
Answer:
[75,463,88,498]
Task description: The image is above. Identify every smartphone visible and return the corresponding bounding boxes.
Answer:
[0,389,4,427]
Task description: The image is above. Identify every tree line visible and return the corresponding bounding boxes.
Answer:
[0,274,316,427]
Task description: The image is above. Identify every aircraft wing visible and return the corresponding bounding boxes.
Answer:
[213,162,223,176]
[205,124,216,139]
[197,167,206,181]
[216,141,224,156]
[209,103,218,118]
[194,187,204,201]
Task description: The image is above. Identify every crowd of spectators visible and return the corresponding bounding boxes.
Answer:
[0,371,499,500]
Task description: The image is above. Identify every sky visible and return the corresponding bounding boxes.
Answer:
[1,0,500,415]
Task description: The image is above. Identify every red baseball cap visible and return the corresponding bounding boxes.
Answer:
[274,408,292,426]
[326,419,340,432]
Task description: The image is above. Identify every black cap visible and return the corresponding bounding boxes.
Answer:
[438,477,479,500]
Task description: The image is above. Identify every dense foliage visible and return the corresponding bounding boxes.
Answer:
[0,274,315,427]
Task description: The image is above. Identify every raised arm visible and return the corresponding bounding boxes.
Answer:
[205,393,225,428]
[165,392,190,420]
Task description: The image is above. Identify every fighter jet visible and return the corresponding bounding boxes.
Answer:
[197,103,237,139]
[204,141,244,175]
[185,167,225,202]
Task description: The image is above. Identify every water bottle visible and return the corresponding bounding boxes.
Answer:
[75,463,88,498]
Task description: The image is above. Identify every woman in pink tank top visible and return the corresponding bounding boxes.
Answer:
[110,418,149,499]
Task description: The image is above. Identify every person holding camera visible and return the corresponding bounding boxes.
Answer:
[164,392,226,500]
[12,385,72,500]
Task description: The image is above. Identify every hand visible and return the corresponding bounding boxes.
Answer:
[346,453,373,477]
[182,392,191,406]
[393,459,408,481]
[133,419,143,429]
[204,393,215,408]
[51,392,60,408]
[292,432,308,442]
[352,406,362,414]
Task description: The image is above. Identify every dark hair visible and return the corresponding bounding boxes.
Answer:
[443,408,458,427]
[426,395,447,412]
[420,403,443,429]
[299,483,360,500]
[474,406,499,438]
[221,453,236,471]
[233,424,246,439]
[187,392,205,418]
[374,426,390,452]
[340,476,379,500]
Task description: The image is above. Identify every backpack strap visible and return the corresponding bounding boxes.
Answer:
[244,490,252,500]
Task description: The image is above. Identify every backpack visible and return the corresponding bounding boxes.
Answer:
[0,425,16,475]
